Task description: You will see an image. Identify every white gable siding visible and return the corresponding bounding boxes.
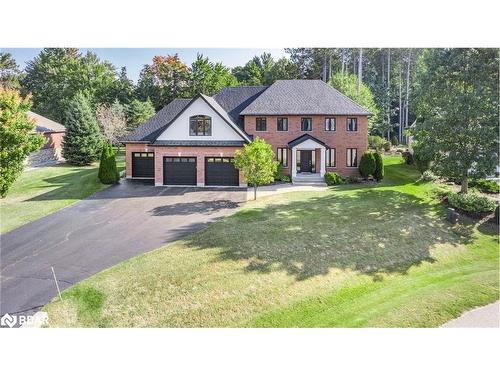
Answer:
[156,97,243,141]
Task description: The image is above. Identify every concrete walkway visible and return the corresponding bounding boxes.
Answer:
[442,301,500,328]
[247,183,328,200]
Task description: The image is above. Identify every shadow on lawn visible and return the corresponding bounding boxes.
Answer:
[184,188,475,281]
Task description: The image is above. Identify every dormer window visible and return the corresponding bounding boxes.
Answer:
[189,115,212,136]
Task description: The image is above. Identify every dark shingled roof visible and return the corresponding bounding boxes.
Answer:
[240,80,372,116]
[152,140,245,147]
[213,86,268,128]
[121,98,191,142]
[288,134,328,148]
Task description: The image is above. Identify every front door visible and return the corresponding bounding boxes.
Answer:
[300,150,313,172]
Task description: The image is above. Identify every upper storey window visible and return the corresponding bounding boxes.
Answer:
[189,115,212,136]
[347,118,358,132]
[256,117,267,131]
[301,117,312,131]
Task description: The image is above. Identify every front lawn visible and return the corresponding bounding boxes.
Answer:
[43,155,499,327]
[0,150,124,233]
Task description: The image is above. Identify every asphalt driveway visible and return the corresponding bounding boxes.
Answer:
[0,180,246,318]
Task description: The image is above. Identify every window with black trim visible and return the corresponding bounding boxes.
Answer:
[325,117,336,131]
[346,148,357,167]
[347,118,358,132]
[256,117,267,131]
[277,147,288,167]
[301,117,312,131]
[277,117,288,131]
[326,148,336,167]
[189,115,212,136]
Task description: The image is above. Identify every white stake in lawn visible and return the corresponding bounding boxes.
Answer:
[51,266,63,301]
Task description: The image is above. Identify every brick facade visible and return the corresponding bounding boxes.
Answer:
[244,115,368,176]
[125,144,245,186]
[125,115,368,184]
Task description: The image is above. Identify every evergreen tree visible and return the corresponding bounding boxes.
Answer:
[126,99,155,130]
[98,143,119,184]
[359,151,376,178]
[62,93,103,165]
[0,88,44,197]
[373,152,384,181]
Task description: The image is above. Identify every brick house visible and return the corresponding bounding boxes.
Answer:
[28,111,66,166]
[122,80,370,187]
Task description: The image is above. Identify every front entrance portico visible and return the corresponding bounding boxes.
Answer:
[288,134,327,179]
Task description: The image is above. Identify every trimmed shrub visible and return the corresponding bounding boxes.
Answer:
[413,149,432,173]
[324,172,343,186]
[391,135,398,146]
[401,150,414,165]
[274,164,291,183]
[359,151,376,178]
[470,178,499,194]
[373,152,384,181]
[448,192,496,214]
[98,143,119,184]
[368,135,385,151]
[421,170,438,182]
[383,141,391,152]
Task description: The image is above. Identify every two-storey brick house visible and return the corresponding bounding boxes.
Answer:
[122,80,370,187]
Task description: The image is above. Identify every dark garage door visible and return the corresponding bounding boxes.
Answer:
[132,152,154,178]
[163,157,197,185]
[205,157,239,186]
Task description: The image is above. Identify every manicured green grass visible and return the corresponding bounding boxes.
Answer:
[0,150,124,233]
[43,155,499,327]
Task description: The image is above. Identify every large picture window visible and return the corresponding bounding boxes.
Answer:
[301,117,312,131]
[256,117,267,131]
[189,115,212,136]
[325,117,336,131]
[347,118,358,132]
[346,148,358,167]
[277,147,288,167]
[326,148,336,167]
[277,117,288,132]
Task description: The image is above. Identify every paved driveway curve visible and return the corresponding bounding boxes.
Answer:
[0,180,246,318]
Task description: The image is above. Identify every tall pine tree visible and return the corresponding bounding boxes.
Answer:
[62,93,103,165]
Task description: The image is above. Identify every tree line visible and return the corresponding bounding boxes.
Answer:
[1,48,498,196]
[0,48,423,138]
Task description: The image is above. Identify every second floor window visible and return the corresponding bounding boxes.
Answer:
[277,117,288,131]
[256,117,267,131]
[301,117,312,131]
[189,115,212,136]
[347,118,358,132]
[277,147,288,167]
[325,117,336,131]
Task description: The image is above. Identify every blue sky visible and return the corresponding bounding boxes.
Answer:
[1,48,288,82]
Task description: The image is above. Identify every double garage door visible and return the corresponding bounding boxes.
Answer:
[162,157,239,186]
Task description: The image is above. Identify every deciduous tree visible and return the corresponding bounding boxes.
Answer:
[0,88,44,197]
[412,48,499,193]
[234,137,278,200]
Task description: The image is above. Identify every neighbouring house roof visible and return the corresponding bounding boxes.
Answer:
[213,86,268,128]
[240,80,372,116]
[121,99,191,142]
[151,140,246,147]
[28,111,66,133]
[287,134,328,148]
